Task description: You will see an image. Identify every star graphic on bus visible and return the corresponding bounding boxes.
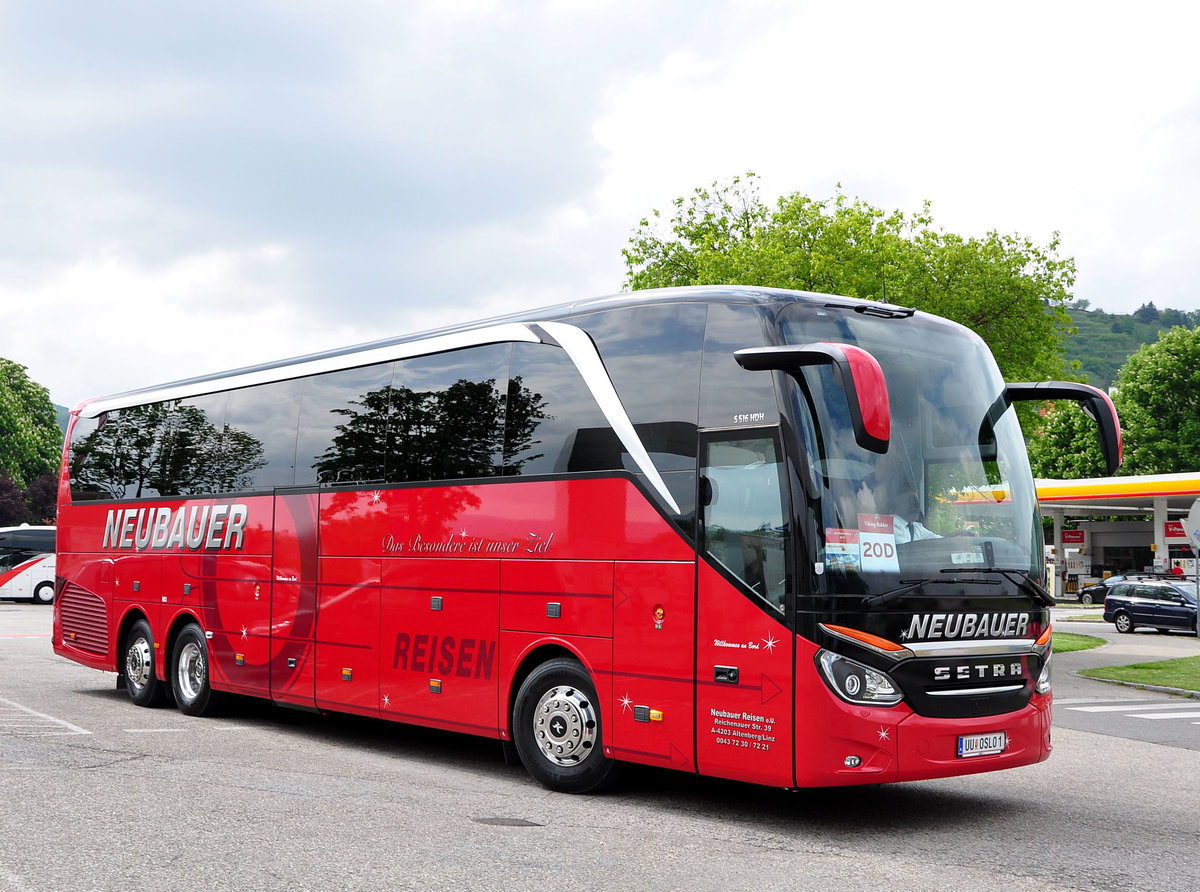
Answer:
[382,694,391,707]
[619,693,633,713]
[240,625,248,640]
[877,726,891,742]
[761,632,778,653]
[369,490,383,505]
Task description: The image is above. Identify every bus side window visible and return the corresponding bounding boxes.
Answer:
[701,433,789,612]
[504,342,607,476]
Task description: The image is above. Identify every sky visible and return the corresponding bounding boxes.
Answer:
[2,0,1199,410]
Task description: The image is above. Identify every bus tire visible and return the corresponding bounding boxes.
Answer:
[122,619,169,708]
[33,581,54,604]
[170,624,224,717]
[512,658,619,794]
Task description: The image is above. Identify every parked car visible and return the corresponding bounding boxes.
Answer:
[1078,572,1181,605]
[1102,579,1198,634]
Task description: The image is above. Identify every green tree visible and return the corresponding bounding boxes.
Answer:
[1111,326,1200,474]
[0,359,62,488]
[623,176,1076,381]
[1133,301,1160,323]
[1027,402,1108,479]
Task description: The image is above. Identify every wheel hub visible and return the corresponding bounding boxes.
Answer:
[125,637,152,691]
[176,641,206,702]
[532,684,597,766]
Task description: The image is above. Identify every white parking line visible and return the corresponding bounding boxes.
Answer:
[0,696,91,736]
[1067,702,1199,712]
[1054,698,1124,705]
[1131,711,1200,720]
[123,728,186,734]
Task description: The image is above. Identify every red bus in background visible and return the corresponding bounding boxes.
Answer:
[52,287,1120,792]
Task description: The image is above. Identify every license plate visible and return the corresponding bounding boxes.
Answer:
[957,731,1007,758]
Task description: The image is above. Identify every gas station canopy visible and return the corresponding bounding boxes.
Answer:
[1037,472,1200,517]
[1036,472,1200,589]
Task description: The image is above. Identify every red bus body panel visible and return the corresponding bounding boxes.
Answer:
[54,474,1051,788]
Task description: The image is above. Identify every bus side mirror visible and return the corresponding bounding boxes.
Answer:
[1005,381,1123,475]
[735,342,890,454]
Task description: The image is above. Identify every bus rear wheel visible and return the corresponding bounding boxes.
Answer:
[170,624,224,717]
[122,619,169,708]
[512,658,618,794]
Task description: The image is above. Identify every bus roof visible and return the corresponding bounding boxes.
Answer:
[74,286,915,419]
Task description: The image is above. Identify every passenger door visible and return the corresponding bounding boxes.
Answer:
[694,429,795,787]
[269,492,320,708]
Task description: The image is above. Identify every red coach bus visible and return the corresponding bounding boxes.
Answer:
[52,286,1120,792]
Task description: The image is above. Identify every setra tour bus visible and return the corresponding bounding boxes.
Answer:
[0,525,57,604]
[52,286,1121,792]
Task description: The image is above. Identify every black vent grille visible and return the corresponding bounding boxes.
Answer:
[58,584,109,656]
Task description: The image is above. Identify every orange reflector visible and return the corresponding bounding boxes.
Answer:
[1035,624,1052,647]
[822,624,908,652]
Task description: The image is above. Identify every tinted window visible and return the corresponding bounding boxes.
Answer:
[573,304,704,471]
[700,302,779,428]
[68,407,154,499]
[389,345,509,482]
[225,379,305,489]
[299,362,396,486]
[504,341,602,476]
[68,393,246,499]
[68,414,112,500]
[0,529,55,570]
[146,393,251,496]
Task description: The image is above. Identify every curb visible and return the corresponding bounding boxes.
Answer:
[1069,671,1200,699]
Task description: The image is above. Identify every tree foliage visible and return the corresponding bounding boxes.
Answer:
[1027,402,1108,479]
[0,358,62,488]
[0,472,56,525]
[623,175,1076,381]
[1029,325,1200,479]
[1111,326,1200,475]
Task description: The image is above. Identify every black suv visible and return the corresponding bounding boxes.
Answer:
[1078,573,1178,605]
[1102,579,1198,634]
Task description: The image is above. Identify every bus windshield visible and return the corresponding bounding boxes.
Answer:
[779,304,1042,600]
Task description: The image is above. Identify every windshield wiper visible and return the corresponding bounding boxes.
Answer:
[863,577,1000,609]
[963,567,1056,607]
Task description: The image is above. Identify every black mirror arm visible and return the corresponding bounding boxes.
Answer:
[1006,381,1123,475]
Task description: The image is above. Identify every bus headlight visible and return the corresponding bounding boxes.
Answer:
[1036,650,1052,695]
[816,650,903,706]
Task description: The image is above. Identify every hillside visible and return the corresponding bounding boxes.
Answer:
[1064,304,1196,391]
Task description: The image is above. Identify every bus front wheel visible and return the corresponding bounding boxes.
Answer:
[512,658,619,794]
[170,624,224,717]
[122,619,169,708]
[33,581,54,604]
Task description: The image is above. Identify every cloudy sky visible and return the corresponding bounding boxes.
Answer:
[2,0,1199,409]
